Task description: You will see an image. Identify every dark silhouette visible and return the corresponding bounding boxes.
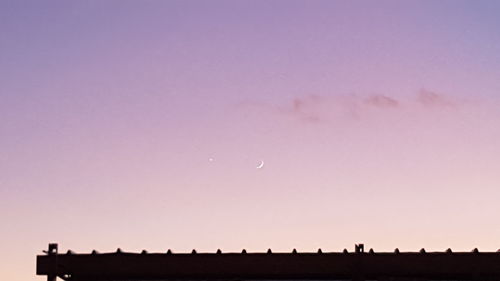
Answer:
[37,243,500,281]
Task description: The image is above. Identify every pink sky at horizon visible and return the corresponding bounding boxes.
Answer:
[1,1,500,280]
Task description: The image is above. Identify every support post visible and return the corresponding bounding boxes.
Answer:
[47,243,58,281]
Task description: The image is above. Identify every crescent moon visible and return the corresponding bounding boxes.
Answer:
[256,160,264,169]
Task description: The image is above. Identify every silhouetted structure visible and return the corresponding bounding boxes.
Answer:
[37,243,500,281]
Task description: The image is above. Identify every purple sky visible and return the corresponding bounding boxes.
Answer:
[1,1,500,280]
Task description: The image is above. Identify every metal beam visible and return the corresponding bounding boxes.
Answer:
[36,244,500,281]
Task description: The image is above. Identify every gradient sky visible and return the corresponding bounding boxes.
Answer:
[1,1,500,280]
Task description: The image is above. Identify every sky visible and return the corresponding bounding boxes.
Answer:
[1,1,500,280]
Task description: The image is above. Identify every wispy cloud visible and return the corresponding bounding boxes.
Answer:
[417,89,455,107]
[289,95,331,123]
[236,89,462,125]
[280,93,401,123]
[364,95,399,108]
